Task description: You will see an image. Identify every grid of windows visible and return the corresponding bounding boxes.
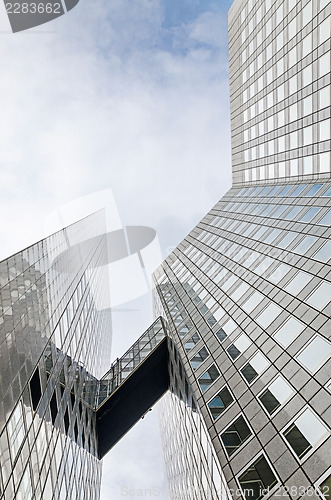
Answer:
[154,179,331,499]
[229,0,331,185]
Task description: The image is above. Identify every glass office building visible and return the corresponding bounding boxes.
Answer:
[0,212,111,499]
[0,0,330,499]
[154,0,331,498]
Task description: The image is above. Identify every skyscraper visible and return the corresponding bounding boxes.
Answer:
[0,0,330,499]
[154,0,331,497]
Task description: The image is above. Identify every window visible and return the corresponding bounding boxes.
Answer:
[259,376,293,415]
[198,364,220,392]
[294,236,317,254]
[184,333,200,352]
[268,263,292,284]
[238,455,277,500]
[297,335,331,373]
[318,210,331,226]
[274,317,305,348]
[306,282,331,310]
[284,272,312,295]
[208,386,234,420]
[30,367,42,411]
[299,207,320,223]
[284,206,304,220]
[313,241,331,262]
[283,408,328,459]
[190,347,209,370]
[241,352,269,384]
[290,185,306,197]
[216,328,227,342]
[8,402,25,459]
[319,17,330,44]
[242,291,264,313]
[227,334,251,360]
[256,303,282,328]
[305,184,323,196]
[221,416,252,457]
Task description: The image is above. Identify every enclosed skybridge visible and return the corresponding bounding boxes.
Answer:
[94,318,170,458]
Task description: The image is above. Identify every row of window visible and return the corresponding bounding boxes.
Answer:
[242,17,329,87]
[234,182,331,198]
[223,198,331,225]
[242,87,330,143]
[243,120,330,163]
[242,154,330,181]
[240,59,329,125]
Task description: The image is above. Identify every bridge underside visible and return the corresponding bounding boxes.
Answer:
[96,336,170,458]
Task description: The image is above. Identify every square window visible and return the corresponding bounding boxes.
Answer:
[241,352,269,384]
[319,18,330,45]
[294,236,317,254]
[208,386,234,420]
[283,408,328,459]
[190,347,209,370]
[303,65,312,87]
[259,376,293,415]
[319,87,330,110]
[274,317,305,347]
[306,282,331,310]
[198,365,220,392]
[184,333,200,352]
[243,291,264,313]
[320,119,331,141]
[299,207,320,223]
[221,415,252,457]
[297,335,331,372]
[313,241,331,262]
[256,303,282,328]
[318,210,331,226]
[238,455,277,500]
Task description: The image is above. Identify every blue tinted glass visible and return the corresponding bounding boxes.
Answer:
[294,236,317,254]
[267,186,283,197]
[277,232,297,248]
[299,207,320,222]
[304,184,323,197]
[318,210,331,226]
[277,185,293,197]
[322,186,331,197]
[260,204,276,215]
[284,206,304,220]
[289,185,307,197]
[259,187,273,196]
[313,241,331,262]
[271,205,288,218]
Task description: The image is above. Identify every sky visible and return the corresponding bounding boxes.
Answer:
[0,0,234,498]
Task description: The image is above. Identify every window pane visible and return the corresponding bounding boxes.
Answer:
[216,328,227,342]
[304,184,323,196]
[259,390,281,414]
[208,386,234,420]
[198,365,220,392]
[283,424,312,458]
[184,333,200,352]
[190,347,209,370]
[297,335,331,372]
[294,236,317,254]
[238,455,277,500]
[274,317,305,347]
[299,207,320,223]
[221,416,252,456]
[313,241,331,262]
[306,282,331,310]
[241,363,258,383]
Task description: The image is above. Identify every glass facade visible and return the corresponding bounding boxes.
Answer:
[0,212,111,500]
[153,0,331,497]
